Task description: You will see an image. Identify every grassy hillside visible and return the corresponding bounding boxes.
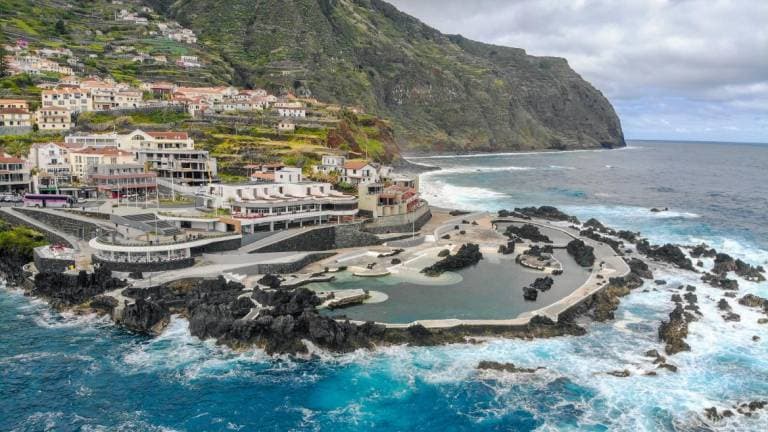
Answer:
[0,0,233,86]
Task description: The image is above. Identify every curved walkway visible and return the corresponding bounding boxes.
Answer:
[432,211,488,239]
[237,225,325,253]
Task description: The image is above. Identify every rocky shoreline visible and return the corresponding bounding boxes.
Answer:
[1,206,765,358]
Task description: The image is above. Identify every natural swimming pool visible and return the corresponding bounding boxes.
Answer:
[308,249,591,323]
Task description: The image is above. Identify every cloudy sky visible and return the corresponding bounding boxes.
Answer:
[388,0,767,143]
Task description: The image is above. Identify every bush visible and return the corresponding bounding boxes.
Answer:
[0,223,48,257]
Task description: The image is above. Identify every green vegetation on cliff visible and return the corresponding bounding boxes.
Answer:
[0,222,48,257]
[150,0,625,152]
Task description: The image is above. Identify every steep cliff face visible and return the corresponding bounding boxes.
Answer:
[150,0,625,153]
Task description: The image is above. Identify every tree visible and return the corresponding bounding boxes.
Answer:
[55,19,68,35]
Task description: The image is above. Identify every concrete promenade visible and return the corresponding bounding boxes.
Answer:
[128,251,319,288]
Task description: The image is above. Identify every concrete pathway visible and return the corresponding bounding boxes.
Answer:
[432,211,489,239]
[130,251,314,288]
[237,225,326,253]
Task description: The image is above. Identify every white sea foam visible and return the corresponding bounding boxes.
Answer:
[405,146,633,160]
[120,315,279,383]
[419,179,509,211]
[32,309,112,330]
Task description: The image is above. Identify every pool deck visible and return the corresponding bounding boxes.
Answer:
[104,207,629,330]
[342,214,630,329]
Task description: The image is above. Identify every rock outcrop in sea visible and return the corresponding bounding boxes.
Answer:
[32,268,126,309]
[637,241,695,271]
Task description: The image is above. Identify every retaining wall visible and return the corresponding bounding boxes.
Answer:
[190,237,242,255]
[61,210,111,220]
[254,223,380,253]
[363,207,432,234]
[230,252,335,275]
[0,126,32,136]
[33,253,75,273]
[16,208,106,240]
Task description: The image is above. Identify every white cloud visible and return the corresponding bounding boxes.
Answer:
[387,0,768,142]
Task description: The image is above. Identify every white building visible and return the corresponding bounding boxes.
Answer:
[176,56,201,68]
[0,107,32,128]
[68,146,135,181]
[274,102,306,118]
[313,154,346,176]
[276,120,296,133]
[202,169,358,234]
[41,88,92,112]
[135,149,216,186]
[118,129,194,151]
[65,132,121,148]
[0,156,31,194]
[28,142,73,186]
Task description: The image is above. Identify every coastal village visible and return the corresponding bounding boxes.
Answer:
[0,30,636,341]
[1,0,765,389]
[3,1,768,430]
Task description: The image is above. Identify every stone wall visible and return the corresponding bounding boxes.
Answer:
[0,126,32,136]
[334,223,382,249]
[256,226,335,253]
[190,237,242,255]
[255,223,380,253]
[16,208,107,240]
[255,252,335,274]
[363,207,432,234]
[0,210,73,247]
[33,252,75,273]
[92,255,195,273]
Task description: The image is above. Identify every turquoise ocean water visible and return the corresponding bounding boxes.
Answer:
[2,140,767,431]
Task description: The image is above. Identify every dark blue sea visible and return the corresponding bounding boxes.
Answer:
[2,140,768,431]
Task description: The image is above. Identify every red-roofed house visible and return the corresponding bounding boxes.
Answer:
[342,160,378,185]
